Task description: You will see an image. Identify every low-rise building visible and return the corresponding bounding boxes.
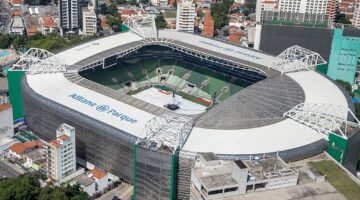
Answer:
[90,168,109,192]
[24,15,41,36]
[9,17,25,36]
[8,140,43,159]
[7,0,24,6]
[23,148,46,170]
[76,174,96,196]
[190,153,299,200]
[0,101,13,141]
[39,16,58,35]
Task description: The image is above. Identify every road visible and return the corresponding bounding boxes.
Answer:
[0,0,11,34]
[0,159,22,178]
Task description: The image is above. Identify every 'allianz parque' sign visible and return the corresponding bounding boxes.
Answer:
[68,93,137,124]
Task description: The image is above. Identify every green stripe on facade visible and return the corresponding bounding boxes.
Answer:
[133,143,137,200]
[169,150,179,200]
[7,70,25,120]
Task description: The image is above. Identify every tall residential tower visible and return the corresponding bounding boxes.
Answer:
[176,0,196,33]
[59,0,79,34]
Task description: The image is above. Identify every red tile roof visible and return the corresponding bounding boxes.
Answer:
[9,141,43,155]
[120,10,137,15]
[49,140,61,148]
[10,9,22,17]
[91,168,107,179]
[41,16,57,27]
[58,135,70,141]
[10,0,24,5]
[0,103,11,112]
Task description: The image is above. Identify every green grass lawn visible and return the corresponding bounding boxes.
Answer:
[309,160,360,200]
[163,11,177,18]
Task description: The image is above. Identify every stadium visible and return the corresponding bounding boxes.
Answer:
[10,19,358,199]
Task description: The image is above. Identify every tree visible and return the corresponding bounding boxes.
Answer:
[0,34,14,49]
[0,174,40,200]
[106,14,123,31]
[336,79,353,96]
[107,3,118,16]
[210,0,233,29]
[12,35,27,49]
[116,0,127,4]
[197,10,204,18]
[155,14,167,29]
[130,0,138,6]
[0,174,88,200]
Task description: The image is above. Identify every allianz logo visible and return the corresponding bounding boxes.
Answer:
[68,94,137,124]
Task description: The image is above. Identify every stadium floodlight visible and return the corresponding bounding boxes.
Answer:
[269,45,327,74]
[11,48,67,75]
[284,103,360,138]
[137,113,194,153]
[123,16,157,39]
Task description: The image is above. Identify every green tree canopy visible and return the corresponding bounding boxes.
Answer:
[115,0,127,4]
[107,3,119,16]
[210,0,233,29]
[336,79,353,96]
[0,174,88,200]
[106,14,123,30]
[0,34,14,49]
[155,14,167,29]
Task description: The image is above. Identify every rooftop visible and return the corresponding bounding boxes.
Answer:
[77,174,95,187]
[11,17,24,28]
[58,135,70,141]
[91,168,107,179]
[0,103,11,112]
[49,140,61,148]
[243,157,297,181]
[24,147,44,160]
[41,16,57,27]
[200,174,238,189]
[9,140,43,155]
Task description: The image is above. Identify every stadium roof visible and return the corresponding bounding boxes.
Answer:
[24,31,352,156]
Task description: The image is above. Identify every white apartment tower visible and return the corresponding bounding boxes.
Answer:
[176,0,196,33]
[59,0,79,34]
[46,124,76,182]
[353,0,360,28]
[278,0,328,14]
[82,5,97,36]
[255,0,278,22]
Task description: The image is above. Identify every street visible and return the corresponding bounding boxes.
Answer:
[0,159,22,178]
[0,0,11,34]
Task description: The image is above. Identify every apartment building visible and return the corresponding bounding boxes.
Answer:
[354,0,360,28]
[255,0,278,22]
[59,0,79,34]
[46,124,76,182]
[82,5,97,36]
[176,0,196,33]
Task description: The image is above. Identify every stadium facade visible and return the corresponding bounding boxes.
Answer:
[8,29,359,199]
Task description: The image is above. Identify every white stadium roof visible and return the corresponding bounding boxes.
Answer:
[24,30,352,155]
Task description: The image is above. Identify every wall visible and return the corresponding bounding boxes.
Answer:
[327,132,347,164]
[133,144,174,200]
[0,106,14,139]
[7,70,25,120]
[259,24,333,60]
[327,28,360,85]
